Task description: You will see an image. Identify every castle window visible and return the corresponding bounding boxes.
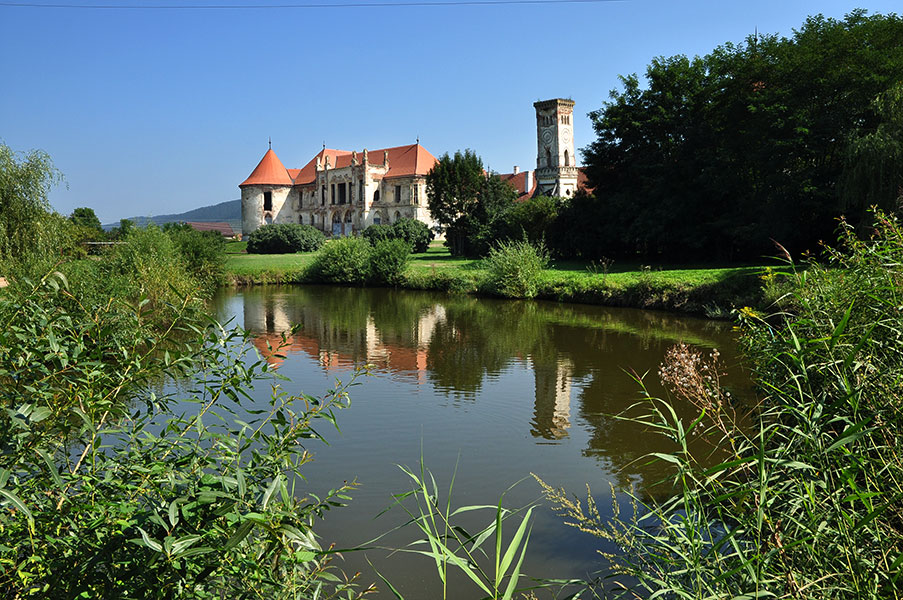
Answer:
[413,184,419,205]
[373,215,381,225]
[395,185,402,203]
[564,150,570,166]
[374,189,380,202]
[545,147,552,167]
[393,210,401,223]
[299,215,303,224]
[359,179,364,204]
[321,186,326,205]
[263,191,272,212]
[331,184,336,205]
[338,183,346,205]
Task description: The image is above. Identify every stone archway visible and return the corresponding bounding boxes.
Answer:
[332,212,342,237]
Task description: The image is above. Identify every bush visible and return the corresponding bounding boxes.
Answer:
[362,219,433,253]
[163,223,226,290]
[361,224,393,246]
[246,223,325,254]
[390,218,433,253]
[370,238,411,285]
[309,236,373,285]
[0,274,362,599]
[482,239,548,298]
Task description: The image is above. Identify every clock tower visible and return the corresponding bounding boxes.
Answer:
[534,98,578,197]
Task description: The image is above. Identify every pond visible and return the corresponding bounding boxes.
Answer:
[210,285,750,598]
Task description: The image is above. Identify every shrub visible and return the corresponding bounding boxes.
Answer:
[370,238,411,285]
[482,239,548,298]
[309,236,373,285]
[163,223,226,290]
[246,223,325,254]
[361,224,393,246]
[390,218,433,253]
[0,274,362,599]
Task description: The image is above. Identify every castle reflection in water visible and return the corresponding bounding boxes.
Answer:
[242,287,576,440]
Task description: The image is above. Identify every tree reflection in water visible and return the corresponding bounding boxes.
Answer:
[226,284,750,494]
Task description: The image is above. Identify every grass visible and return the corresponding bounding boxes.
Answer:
[224,241,768,316]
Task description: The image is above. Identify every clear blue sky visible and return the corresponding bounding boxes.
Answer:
[1,0,898,223]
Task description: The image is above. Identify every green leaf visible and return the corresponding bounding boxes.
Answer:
[137,527,163,553]
[0,488,33,525]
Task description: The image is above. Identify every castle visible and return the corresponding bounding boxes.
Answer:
[240,98,582,236]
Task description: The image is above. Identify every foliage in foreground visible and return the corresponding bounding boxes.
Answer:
[375,461,534,600]
[540,212,903,598]
[0,274,370,599]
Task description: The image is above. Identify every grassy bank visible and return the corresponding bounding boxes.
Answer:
[225,242,767,317]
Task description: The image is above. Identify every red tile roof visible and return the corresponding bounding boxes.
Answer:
[291,144,438,186]
[497,171,537,199]
[240,149,293,187]
[184,221,235,237]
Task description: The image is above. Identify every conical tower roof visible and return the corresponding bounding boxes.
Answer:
[240,148,293,187]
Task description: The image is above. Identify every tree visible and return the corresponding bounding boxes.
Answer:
[426,150,516,256]
[579,10,903,261]
[841,83,903,229]
[0,143,63,265]
[69,206,102,231]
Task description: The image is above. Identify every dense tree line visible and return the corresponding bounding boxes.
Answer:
[572,10,903,261]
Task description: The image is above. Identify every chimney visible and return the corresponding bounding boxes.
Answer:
[524,170,533,195]
[513,165,519,175]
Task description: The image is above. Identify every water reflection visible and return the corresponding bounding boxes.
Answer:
[217,284,748,492]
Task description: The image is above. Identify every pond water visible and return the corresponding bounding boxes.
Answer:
[210,285,750,598]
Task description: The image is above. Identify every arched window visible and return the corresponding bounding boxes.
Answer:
[545,147,552,167]
[564,150,570,166]
[374,189,380,202]
[264,215,273,225]
[393,211,401,223]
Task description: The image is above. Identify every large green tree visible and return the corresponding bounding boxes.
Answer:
[426,150,516,256]
[578,10,903,261]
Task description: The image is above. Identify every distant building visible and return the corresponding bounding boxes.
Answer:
[239,98,589,236]
[184,221,235,238]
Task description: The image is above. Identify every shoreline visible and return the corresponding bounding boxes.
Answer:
[223,254,765,319]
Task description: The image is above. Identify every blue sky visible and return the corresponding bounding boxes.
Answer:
[1,0,899,223]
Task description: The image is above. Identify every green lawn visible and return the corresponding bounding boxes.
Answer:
[224,242,767,315]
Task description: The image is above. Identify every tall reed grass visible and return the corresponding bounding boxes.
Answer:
[539,211,903,598]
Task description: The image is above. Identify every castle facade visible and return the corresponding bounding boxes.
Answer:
[240,98,582,236]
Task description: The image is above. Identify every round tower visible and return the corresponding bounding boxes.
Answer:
[239,148,294,235]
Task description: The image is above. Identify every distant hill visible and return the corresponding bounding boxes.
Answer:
[104,199,241,230]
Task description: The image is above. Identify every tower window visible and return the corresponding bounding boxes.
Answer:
[263,191,272,211]
[374,189,380,202]
[413,184,419,205]
[545,147,552,168]
[321,186,326,205]
[564,150,570,166]
[359,179,364,203]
